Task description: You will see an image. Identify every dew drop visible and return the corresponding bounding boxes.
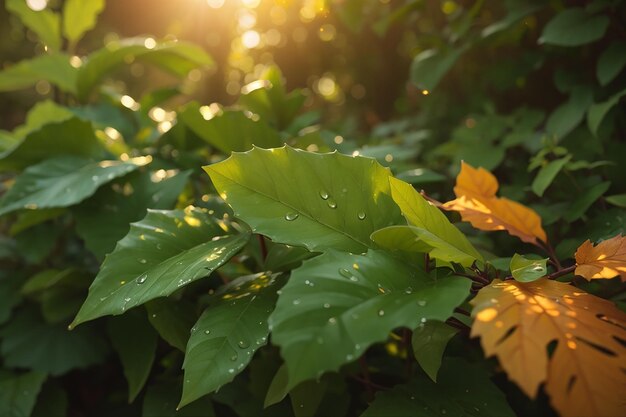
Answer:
[346,354,354,361]
[238,340,250,349]
[292,299,301,305]
[338,268,352,278]
[91,175,98,182]
[328,317,337,324]
[228,368,234,374]
[319,190,329,200]
[230,354,238,361]
[139,258,147,264]
[357,212,366,220]
[378,309,385,317]
[285,212,299,221]
[156,243,162,250]
[124,297,131,303]
[204,330,211,335]
[404,287,413,294]
[136,274,148,284]
[327,199,337,209]
[421,317,427,323]
[417,300,427,307]
[323,303,330,309]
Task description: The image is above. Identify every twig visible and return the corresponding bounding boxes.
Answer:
[419,190,443,207]
[454,271,490,285]
[454,307,470,316]
[258,235,267,261]
[349,375,389,391]
[502,264,576,282]
[446,317,470,333]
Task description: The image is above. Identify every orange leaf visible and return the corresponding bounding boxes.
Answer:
[471,279,626,417]
[575,235,626,281]
[443,162,547,245]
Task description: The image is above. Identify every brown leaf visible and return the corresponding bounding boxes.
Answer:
[471,279,626,417]
[575,235,626,281]
[442,162,547,245]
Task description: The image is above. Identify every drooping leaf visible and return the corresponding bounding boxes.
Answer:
[205,146,403,253]
[146,298,196,352]
[539,8,609,46]
[269,250,470,392]
[0,371,47,417]
[0,309,108,375]
[443,162,547,245]
[0,54,77,94]
[72,207,250,327]
[410,48,463,91]
[411,321,458,382]
[564,181,611,222]
[575,235,626,281]
[76,38,213,101]
[509,254,548,283]
[587,88,626,137]
[107,309,158,402]
[545,86,593,139]
[384,177,482,266]
[362,358,515,417]
[180,273,282,408]
[471,279,626,417]
[0,156,145,217]
[597,41,626,86]
[5,0,61,50]
[605,194,626,208]
[531,155,571,197]
[143,379,215,417]
[62,0,105,45]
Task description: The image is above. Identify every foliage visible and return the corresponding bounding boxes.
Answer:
[0,1,625,417]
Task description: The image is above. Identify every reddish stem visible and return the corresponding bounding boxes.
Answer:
[258,235,268,261]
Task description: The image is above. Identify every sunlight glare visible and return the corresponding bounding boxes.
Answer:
[242,30,261,48]
[26,0,47,11]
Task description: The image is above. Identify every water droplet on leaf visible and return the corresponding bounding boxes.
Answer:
[357,212,366,220]
[285,212,299,221]
[319,190,329,200]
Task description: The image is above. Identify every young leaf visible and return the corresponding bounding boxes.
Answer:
[443,162,547,245]
[5,0,61,51]
[107,310,157,402]
[531,155,571,197]
[180,273,282,408]
[0,156,145,217]
[0,371,47,417]
[539,8,609,47]
[471,279,626,417]
[62,0,105,45]
[0,54,77,94]
[362,358,515,417]
[509,254,548,283]
[269,250,470,392]
[71,207,250,327]
[385,177,482,266]
[411,321,458,382]
[204,146,403,253]
[575,235,626,281]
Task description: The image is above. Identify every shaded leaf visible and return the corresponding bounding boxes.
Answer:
[410,48,463,91]
[471,279,626,417]
[564,181,610,222]
[597,41,626,86]
[6,0,61,50]
[587,88,626,136]
[72,207,249,326]
[269,250,470,392]
[143,379,214,417]
[0,371,47,417]
[443,162,547,244]
[509,254,548,283]
[205,146,403,253]
[531,155,571,197]
[62,0,105,44]
[546,86,593,139]
[575,235,626,281]
[0,273,22,326]
[605,194,626,208]
[0,54,77,94]
[146,298,196,352]
[539,8,609,46]
[411,321,458,382]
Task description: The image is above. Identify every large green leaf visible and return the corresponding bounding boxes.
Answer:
[269,250,471,391]
[411,321,458,382]
[204,146,403,253]
[509,254,548,283]
[12,100,75,139]
[0,118,103,172]
[179,106,283,153]
[531,155,571,197]
[539,8,609,47]
[0,309,108,375]
[108,310,158,402]
[146,298,196,352]
[379,177,482,266]
[73,170,190,259]
[0,54,77,94]
[5,0,61,50]
[0,371,47,417]
[77,38,213,101]
[361,358,515,417]
[597,41,626,86]
[62,0,105,45]
[180,273,282,407]
[0,156,144,217]
[410,48,463,91]
[71,207,250,327]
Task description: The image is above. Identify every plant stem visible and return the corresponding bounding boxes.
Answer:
[258,235,267,261]
[359,356,375,401]
[446,317,470,333]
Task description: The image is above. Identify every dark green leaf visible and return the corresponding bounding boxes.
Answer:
[31,380,68,417]
[509,254,548,283]
[539,8,609,46]
[146,298,196,351]
[269,250,470,391]
[411,321,458,382]
[72,207,249,326]
[546,86,593,139]
[597,41,626,85]
[587,89,626,136]
[143,379,215,417]
[605,194,626,208]
[564,181,611,222]
[0,371,47,417]
[0,274,22,326]
[411,48,463,91]
[531,155,571,197]
[205,146,403,253]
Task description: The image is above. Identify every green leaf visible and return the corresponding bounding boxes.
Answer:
[269,250,471,392]
[146,298,196,352]
[73,170,190,259]
[289,378,328,417]
[6,0,61,50]
[605,194,626,208]
[12,100,75,139]
[564,181,611,222]
[179,106,283,154]
[509,254,548,283]
[597,41,626,86]
[62,0,105,45]
[362,358,515,417]
[587,88,626,136]
[546,86,593,139]
[481,3,543,38]
[531,155,572,197]
[0,371,47,417]
[31,380,68,417]
[411,321,458,382]
[539,8,609,46]
[0,273,22,326]
[382,177,482,266]
[204,146,403,253]
[108,309,158,402]
[0,309,108,375]
[0,54,77,94]
[0,118,103,172]
[72,207,249,327]
[76,38,213,101]
[143,379,215,417]
[180,273,282,407]
[9,208,65,236]
[411,48,463,91]
[0,156,144,217]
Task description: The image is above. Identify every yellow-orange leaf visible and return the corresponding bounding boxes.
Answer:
[575,235,626,281]
[442,162,547,245]
[471,279,626,417]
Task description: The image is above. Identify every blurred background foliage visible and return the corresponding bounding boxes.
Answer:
[0,0,625,416]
